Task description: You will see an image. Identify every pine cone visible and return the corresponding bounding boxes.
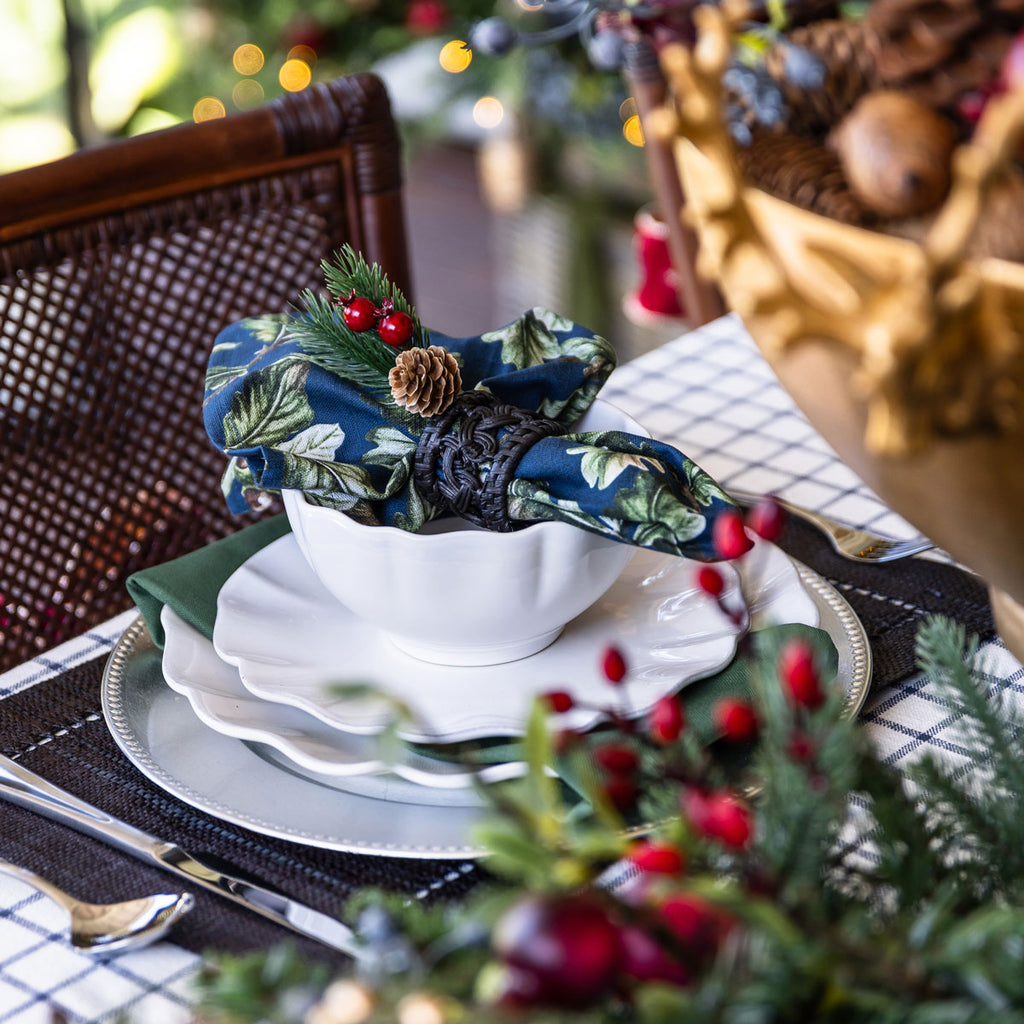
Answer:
[737,130,874,226]
[389,345,461,417]
[763,19,882,137]
[864,0,1019,109]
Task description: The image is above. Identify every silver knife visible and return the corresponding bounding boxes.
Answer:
[0,752,360,958]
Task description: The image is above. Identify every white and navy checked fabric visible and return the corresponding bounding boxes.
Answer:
[0,613,200,1024]
[0,314,1019,1022]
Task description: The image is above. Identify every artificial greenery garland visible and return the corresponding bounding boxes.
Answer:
[196,602,1024,1024]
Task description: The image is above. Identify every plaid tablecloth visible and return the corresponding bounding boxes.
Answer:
[1,314,1019,1024]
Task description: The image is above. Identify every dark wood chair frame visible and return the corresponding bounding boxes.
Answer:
[0,72,410,671]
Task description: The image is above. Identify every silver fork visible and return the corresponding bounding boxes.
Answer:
[729,490,935,564]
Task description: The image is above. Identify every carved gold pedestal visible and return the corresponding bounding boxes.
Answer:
[656,5,1024,661]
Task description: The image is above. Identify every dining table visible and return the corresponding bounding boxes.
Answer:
[0,311,1016,1024]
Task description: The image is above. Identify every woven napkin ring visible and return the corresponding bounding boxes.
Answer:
[413,390,565,531]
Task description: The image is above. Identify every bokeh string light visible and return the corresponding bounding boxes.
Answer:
[279,57,312,91]
[439,38,473,72]
[192,95,226,122]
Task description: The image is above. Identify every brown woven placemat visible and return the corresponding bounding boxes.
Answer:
[0,515,995,960]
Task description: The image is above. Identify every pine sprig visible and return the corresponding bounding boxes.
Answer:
[321,245,419,326]
[287,245,427,394]
[288,290,398,386]
[199,614,1024,1023]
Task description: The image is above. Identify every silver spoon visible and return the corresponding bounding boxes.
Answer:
[0,856,194,956]
[729,490,935,563]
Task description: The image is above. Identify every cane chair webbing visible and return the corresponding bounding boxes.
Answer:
[0,73,409,672]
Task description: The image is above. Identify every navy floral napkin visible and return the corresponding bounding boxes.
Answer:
[203,307,736,560]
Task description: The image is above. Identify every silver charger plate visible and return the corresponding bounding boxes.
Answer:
[101,559,871,858]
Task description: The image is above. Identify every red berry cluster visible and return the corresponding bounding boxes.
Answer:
[514,608,835,1014]
[491,881,732,1009]
[697,495,786,607]
[339,293,415,347]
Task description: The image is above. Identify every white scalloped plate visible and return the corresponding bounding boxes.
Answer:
[101,559,870,856]
[161,606,516,804]
[213,535,818,744]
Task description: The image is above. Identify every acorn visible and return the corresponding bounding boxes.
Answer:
[829,90,957,218]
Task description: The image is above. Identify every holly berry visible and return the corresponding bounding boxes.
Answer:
[649,695,685,744]
[601,645,628,684]
[628,840,685,876]
[779,637,825,709]
[787,730,817,765]
[659,893,732,959]
[405,0,448,35]
[682,788,753,848]
[603,775,638,812]
[620,924,691,985]
[594,742,639,776]
[746,497,785,542]
[712,508,753,560]
[492,895,624,1009]
[713,697,759,743]
[342,296,378,332]
[543,690,574,713]
[696,565,724,597]
[379,310,415,347]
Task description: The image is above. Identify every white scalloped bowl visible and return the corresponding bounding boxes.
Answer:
[282,399,647,666]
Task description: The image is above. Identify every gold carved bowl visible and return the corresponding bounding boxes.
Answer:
[657,8,1024,657]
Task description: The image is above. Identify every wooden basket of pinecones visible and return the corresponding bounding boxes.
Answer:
[654,0,1024,659]
[731,0,1024,253]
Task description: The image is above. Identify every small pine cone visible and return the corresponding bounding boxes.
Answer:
[737,130,874,226]
[894,31,1019,109]
[763,19,882,137]
[389,345,461,417]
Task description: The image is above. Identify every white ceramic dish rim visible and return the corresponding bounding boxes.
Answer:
[213,535,819,743]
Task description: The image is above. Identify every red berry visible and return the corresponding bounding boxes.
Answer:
[659,893,732,958]
[712,508,753,560]
[696,565,724,597]
[594,742,639,775]
[779,638,825,709]
[628,840,685,875]
[704,793,753,848]
[649,695,685,744]
[620,924,691,985]
[745,497,785,542]
[543,690,574,713]
[787,730,817,764]
[405,0,449,34]
[341,296,378,332]
[601,645,628,684]
[683,788,752,848]
[713,698,759,743]
[493,895,624,1009]
[603,775,638,812]
[378,310,415,346]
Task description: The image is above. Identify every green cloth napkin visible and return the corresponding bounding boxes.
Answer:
[126,515,292,648]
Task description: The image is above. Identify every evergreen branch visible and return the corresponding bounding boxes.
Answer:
[322,244,426,345]
[286,290,397,391]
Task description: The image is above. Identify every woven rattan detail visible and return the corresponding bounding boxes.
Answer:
[0,73,408,673]
[413,390,565,531]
